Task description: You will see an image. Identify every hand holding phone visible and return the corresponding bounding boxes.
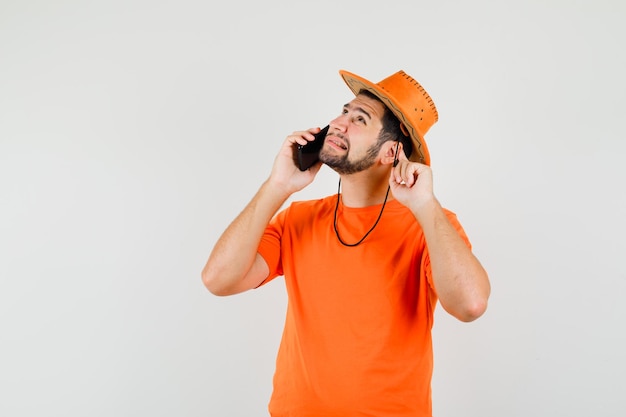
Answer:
[297,125,329,171]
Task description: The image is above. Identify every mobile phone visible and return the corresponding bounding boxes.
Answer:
[297,125,329,171]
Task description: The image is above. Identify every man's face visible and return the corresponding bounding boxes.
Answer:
[319,94,386,175]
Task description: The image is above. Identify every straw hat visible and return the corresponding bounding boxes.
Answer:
[339,70,438,165]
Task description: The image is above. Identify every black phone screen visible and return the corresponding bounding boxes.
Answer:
[297,125,329,171]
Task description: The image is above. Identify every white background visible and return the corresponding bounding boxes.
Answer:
[1,1,625,416]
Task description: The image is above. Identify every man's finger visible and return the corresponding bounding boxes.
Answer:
[396,143,409,161]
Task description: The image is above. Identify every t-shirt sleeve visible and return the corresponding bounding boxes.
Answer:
[255,208,287,287]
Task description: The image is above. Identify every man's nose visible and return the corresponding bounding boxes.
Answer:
[329,115,348,132]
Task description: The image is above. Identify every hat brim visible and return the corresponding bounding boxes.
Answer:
[339,70,431,165]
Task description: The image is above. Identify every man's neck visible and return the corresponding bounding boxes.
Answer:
[337,169,392,208]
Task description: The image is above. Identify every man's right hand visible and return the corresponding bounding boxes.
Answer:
[268,127,324,196]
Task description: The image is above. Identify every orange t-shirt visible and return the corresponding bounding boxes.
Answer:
[257,196,471,417]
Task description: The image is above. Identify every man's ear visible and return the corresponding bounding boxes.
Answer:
[382,141,403,166]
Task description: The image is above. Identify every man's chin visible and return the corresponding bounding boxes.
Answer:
[320,154,346,173]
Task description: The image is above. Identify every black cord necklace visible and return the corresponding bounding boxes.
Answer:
[333,141,400,247]
[333,179,392,247]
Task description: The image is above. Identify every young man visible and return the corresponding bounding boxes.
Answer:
[202,69,491,417]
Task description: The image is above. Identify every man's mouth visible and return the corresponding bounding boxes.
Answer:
[327,135,348,150]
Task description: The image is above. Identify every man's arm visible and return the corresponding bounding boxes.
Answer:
[413,198,490,322]
[201,180,288,295]
[390,152,490,322]
[201,128,324,296]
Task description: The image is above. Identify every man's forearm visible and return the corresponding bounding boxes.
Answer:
[202,180,290,295]
[414,199,491,322]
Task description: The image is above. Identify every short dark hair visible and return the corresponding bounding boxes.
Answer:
[358,89,413,158]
